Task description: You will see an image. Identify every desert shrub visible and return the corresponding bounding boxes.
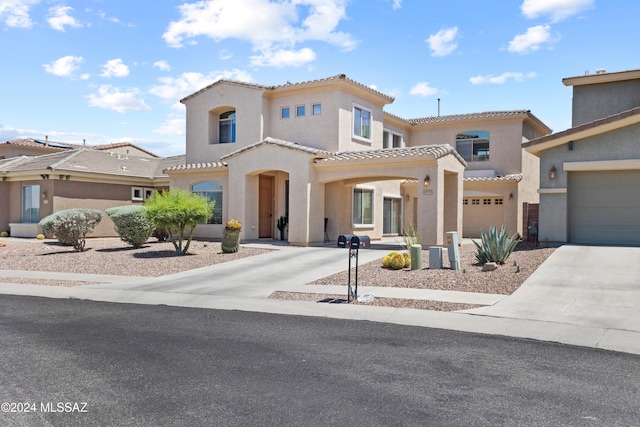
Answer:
[0,231,8,237]
[144,188,213,255]
[401,223,422,252]
[473,224,520,265]
[40,209,103,252]
[106,205,155,248]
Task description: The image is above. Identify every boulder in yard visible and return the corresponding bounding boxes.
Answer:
[482,262,498,272]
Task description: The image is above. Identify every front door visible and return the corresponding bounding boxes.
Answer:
[259,175,274,238]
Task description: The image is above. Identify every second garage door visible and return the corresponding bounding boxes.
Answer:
[568,170,640,246]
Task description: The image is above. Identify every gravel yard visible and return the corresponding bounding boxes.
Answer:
[0,237,555,311]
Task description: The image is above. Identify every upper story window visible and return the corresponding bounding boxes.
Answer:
[353,105,371,140]
[312,103,322,116]
[219,110,236,143]
[296,105,306,117]
[192,182,223,224]
[281,107,290,119]
[383,130,402,148]
[456,130,490,162]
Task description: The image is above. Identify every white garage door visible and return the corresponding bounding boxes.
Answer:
[569,170,640,246]
[463,197,505,238]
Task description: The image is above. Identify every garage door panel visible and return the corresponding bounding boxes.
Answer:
[569,171,640,246]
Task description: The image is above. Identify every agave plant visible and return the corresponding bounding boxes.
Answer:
[472,225,521,265]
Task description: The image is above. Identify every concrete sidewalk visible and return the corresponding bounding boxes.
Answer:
[1,242,639,356]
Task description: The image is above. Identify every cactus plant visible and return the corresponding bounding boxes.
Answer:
[402,252,411,268]
[389,253,406,270]
[472,225,520,265]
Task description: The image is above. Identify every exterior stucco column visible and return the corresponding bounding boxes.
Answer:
[288,172,325,246]
[417,166,442,246]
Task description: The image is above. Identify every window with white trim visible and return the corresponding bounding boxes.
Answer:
[22,185,40,223]
[132,187,144,201]
[353,105,371,140]
[353,188,373,225]
[383,130,402,148]
[312,103,322,116]
[219,110,236,143]
[296,105,305,117]
[192,182,223,224]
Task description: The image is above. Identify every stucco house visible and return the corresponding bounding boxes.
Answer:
[523,68,640,246]
[0,148,184,237]
[168,74,550,246]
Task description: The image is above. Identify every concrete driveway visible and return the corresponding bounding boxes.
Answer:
[467,245,640,344]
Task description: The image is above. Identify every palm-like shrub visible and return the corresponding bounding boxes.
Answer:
[106,205,155,248]
[472,225,520,265]
[40,209,103,252]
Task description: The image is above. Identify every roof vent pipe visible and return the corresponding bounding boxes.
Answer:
[45,135,49,146]
[437,98,441,117]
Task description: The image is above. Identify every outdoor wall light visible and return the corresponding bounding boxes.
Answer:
[549,166,558,180]
[423,175,430,188]
[509,193,514,201]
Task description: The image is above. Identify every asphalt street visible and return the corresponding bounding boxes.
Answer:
[1,295,639,426]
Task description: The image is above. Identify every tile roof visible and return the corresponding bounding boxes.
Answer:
[409,110,532,124]
[315,144,467,166]
[464,173,523,183]
[164,161,227,172]
[180,74,395,104]
[0,149,184,179]
[2,138,161,158]
[220,137,332,161]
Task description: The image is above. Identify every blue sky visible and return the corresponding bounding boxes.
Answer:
[1,0,638,157]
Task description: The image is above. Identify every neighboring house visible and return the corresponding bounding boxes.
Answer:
[167,74,550,245]
[523,68,640,246]
[0,148,185,237]
[0,137,158,160]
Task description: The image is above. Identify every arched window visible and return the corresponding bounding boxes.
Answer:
[456,130,490,162]
[192,182,223,224]
[219,110,236,143]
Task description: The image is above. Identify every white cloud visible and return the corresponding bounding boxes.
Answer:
[47,5,82,31]
[149,69,253,101]
[219,50,233,60]
[469,71,537,85]
[508,25,556,53]
[392,0,402,10]
[162,0,355,67]
[100,58,130,78]
[409,82,439,97]
[153,60,171,71]
[0,0,39,28]
[43,55,84,77]
[97,10,120,24]
[87,85,151,113]
[426,27,459,57]
[250,47,316,68]
[154,117,186,136]
[521,0,594,22]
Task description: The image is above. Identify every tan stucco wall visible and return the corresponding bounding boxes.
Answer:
[183,82,266,164]
[169,169,229,240]
[0,181,9,233]
[409,119,526,175]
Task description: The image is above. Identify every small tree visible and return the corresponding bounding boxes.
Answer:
[144,188,213,255]
[40,209,103,252]
[106,205,155,248]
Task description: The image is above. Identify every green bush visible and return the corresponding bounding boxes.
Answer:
[472,225,520,265]
[40,209,103,252]
[106,205,155,248]
[144,188,213,255]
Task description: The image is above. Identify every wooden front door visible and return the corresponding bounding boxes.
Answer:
[258,176,274,238]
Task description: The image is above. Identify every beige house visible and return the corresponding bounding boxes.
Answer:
[524,68,640,246]
[0,147,184,237]
[168,74,550,245]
